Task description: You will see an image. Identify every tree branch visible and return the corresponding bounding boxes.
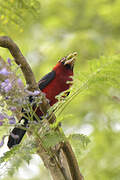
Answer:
[62,141,84,180]
[0,36,37,90]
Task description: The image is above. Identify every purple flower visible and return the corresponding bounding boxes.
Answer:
[0,135,6,147]
[0,68,10,76]
[1,79,12,92]
[10,107,17,112]
[0,113,7,126]
[9,116,16,124]
[5,96,10,100]
[26,90,40,96]
[33,90,40,96]
[0,121,3,126]
[7,58,12,66]
[1,82,6,88]
[4,82,12,92]
[0,113,5,120]
[0,138,4,147]
[5,79,10,83]
[17,78,24,88]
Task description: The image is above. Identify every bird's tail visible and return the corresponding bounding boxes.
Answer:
[7,117,28,149]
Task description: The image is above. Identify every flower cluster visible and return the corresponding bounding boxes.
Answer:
[1,79,12,92]
[0,113,16,126]
[0,57,41,147]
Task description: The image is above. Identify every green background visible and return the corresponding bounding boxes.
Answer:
[0,0,120,179]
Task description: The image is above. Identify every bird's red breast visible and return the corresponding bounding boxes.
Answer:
[42,62,73,106]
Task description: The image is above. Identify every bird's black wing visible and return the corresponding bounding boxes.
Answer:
[38,70,56,90]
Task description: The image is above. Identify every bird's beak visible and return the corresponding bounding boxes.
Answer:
[61,52,77,68]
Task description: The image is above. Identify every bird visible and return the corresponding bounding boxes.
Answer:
[7,52,77,149]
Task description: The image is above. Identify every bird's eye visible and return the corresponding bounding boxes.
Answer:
[60,60,73,70]
[65,64,73,70]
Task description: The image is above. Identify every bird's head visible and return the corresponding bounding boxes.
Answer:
[53,52,77,74]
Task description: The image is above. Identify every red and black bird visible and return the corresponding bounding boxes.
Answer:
[7,52,77,148]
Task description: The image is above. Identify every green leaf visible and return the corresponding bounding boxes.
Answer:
[42,131,65,149]
[68,133,90,152]
[0,145,20,164]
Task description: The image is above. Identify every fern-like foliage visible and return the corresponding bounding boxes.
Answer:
[0,137,36,177]
[68,133,90,152]
[53,55,120,118]
[0,0,41,35]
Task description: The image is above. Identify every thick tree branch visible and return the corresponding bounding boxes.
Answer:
[37,141,65,180]
[62,141,84,180]
[0,36,37,90]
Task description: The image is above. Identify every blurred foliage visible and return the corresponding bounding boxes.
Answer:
[0,0,120,179]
